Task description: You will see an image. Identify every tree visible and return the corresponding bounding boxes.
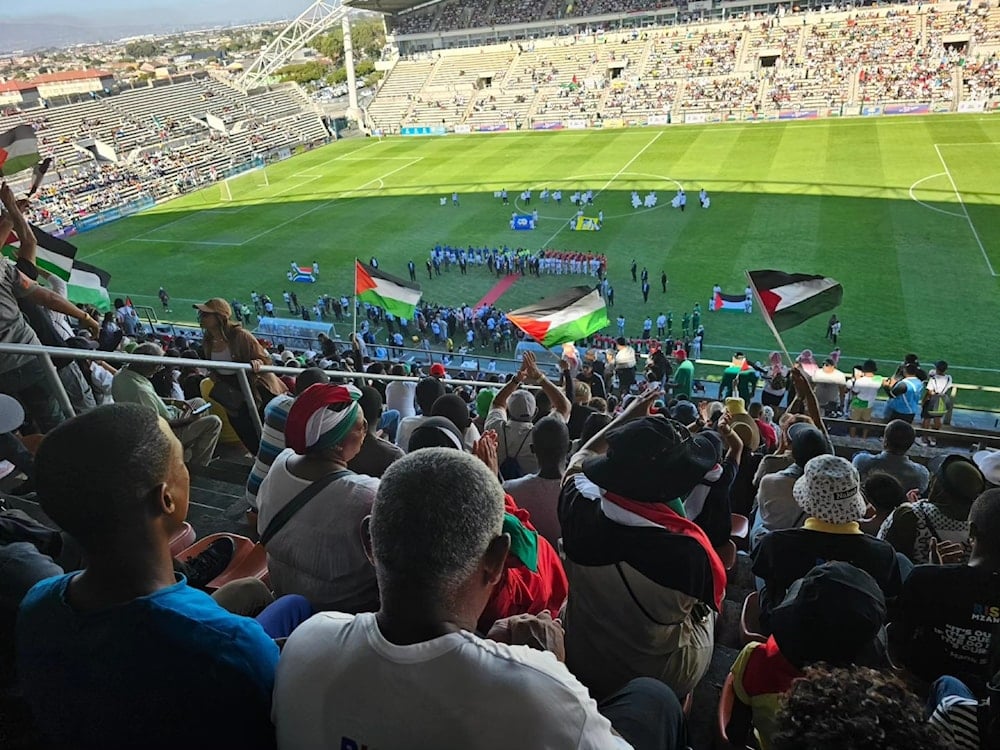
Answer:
[313,18,385,65]
[277,61,329,85]
[125,40,162,59]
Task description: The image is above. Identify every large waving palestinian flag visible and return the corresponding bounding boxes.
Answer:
[747,270,842,332]
[355,260,422,319]
[3,224,76,281]
[507,286,609,347]
[68,259,112,311]
[3,226,112,311]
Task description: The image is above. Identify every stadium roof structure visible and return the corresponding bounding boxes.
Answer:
[235,0,434,93]
[237,1,350,93]
[343,0,438,15]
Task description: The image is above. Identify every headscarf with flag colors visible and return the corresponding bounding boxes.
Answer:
[507,285,609,348]
[285,384,362,455]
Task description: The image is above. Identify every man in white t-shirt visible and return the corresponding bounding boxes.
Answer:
[485,352,571,480]
[846,359,883,437]
[272,448,688,750]
[811,358,847,416]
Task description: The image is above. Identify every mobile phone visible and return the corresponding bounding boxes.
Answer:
[191,403,213,416]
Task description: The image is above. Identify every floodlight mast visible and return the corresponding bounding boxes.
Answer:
[237,1,349,93]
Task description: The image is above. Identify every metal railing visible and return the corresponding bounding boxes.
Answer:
[0,342,538,439]
[3,342,997,441]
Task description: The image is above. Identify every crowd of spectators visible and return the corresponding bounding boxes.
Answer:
[380,3,1000,133]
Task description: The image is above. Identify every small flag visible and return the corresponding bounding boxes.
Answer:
[747,270,843,332]
[67,259,112,312]
[507,286,610,347]
[1,223,77,281]
[355,260,422,319]
[0,124,39,176]
[27,156,52,197]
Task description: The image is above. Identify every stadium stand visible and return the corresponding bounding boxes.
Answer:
[0,75,328,229]
[362,2,1000,133]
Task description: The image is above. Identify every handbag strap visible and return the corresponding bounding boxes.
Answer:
[614,562,687,627]
[503,423,532,462]
[260,469,353,546]
[913,503,941,542]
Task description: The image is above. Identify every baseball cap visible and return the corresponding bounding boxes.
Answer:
[192,298,232,319]
[429,362,447,378]
[507,390,537,422]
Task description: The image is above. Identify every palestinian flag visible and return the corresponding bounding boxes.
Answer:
[2,224,77,281]
[355,260,421,319]
[507,286,609,347]
[67,259,112,312]
[0,125,39,176]
[713,291,747,311]
[748,270,843,332]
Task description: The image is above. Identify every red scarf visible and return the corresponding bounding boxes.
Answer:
[604,491,727,611]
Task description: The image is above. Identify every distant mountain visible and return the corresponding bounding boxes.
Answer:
[0,4,300,52]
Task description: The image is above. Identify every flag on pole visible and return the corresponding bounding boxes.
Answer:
[355,260,422,319]
[0,124,39,176]
[67,259,112,312]
[1,224,77,281]
[507,286,610,347]
[28,156,53,197]
[746,270,843,332]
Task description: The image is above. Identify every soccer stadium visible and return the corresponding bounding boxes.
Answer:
[2,0,1000,746]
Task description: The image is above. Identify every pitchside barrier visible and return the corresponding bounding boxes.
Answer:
[398,99,999,136]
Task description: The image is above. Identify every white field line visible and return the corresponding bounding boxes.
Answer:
[235,157,423,246]
[131,238,243,246]
[934,143,997,277]
[538,130,665,247]
[908,173,965,218]
[80,142,389,260]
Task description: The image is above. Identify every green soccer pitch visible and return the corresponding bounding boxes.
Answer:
[72,114,1000,407]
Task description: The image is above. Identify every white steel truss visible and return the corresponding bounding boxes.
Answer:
[237,1,348,92]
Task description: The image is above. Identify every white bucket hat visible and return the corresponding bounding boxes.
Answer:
[793,454,867,525]
[973,450,1000,486]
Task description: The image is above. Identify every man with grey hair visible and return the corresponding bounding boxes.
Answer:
[111,342,221,466]
[273,448,687,749]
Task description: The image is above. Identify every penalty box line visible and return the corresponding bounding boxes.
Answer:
[934,143,998,277]
[235,157,425,247]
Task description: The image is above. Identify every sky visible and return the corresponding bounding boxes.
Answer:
[2,0,306,49]
[7,0,295,23]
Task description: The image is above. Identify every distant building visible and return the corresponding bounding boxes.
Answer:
[31,69,115,99]
[1,70,115,107]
